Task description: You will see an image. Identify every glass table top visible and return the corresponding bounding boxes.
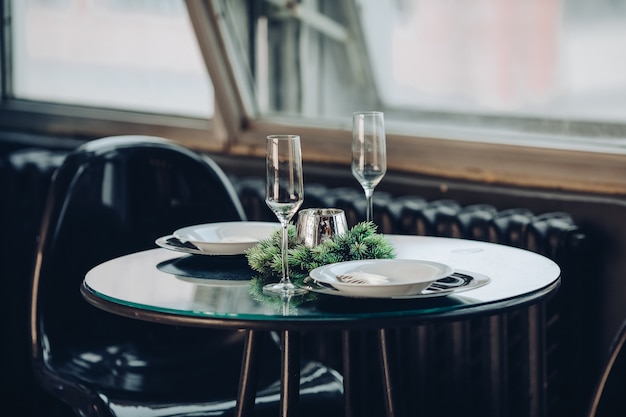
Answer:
[82,235,561,330]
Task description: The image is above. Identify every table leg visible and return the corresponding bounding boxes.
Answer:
[378,328,399,417]
[280,329,301,417]
[342,330,356,417]
[235,329,260,417]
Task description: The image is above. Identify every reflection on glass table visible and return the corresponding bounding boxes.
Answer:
[82,234,560,417]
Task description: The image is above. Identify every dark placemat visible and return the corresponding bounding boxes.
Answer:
[157,254,252,282]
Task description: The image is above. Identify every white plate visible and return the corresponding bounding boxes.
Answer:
[173,221,280,255]
[304,270,491,299]
[309,259,454,298]
[155,235,206,255]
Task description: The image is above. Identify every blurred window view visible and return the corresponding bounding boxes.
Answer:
[235,0,626,136]
[11,0,213,118]
[361,0,626,122]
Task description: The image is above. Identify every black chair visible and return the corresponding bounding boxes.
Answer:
[587,316,626,417]
[29,136,343,417]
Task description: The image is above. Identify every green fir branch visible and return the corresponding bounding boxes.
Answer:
[246,221,396,286]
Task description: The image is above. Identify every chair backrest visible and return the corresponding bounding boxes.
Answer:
[29,135,246,370]
[587,317,626,417]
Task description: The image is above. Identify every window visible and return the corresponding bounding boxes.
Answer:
[361,0,626,123]
[11,0,212,117]
[207,0,626,194]
[1,0,625,194]
[225,0,626,131]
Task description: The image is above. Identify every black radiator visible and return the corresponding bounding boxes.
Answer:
[233,177,590,417]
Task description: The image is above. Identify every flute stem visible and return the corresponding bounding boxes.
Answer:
[365,188,374,223]
[280,222,289,283]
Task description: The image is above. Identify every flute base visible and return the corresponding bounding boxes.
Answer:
[263,281,307,296]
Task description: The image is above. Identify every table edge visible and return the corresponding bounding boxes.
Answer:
[80,277,561,331]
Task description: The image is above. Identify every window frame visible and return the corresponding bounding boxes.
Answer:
[0,0,625,195]
[192,0,626,196]
[0,0,227,150]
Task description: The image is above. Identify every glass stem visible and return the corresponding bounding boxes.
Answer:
[365,188,374,223]
[281,293,292,315]
[280,221,289,283]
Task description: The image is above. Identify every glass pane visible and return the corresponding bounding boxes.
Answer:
[12,0,213,118]
[232,0,626,130]
[358,0,626,123]
[229,0,376,120]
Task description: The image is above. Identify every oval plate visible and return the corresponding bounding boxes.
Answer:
[173,221,280,255]
[155,235,205,255]
[305,269,491,299]
[309,259,454,298]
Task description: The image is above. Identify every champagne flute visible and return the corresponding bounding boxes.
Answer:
[352,111,387,223]
[264,134,307,295]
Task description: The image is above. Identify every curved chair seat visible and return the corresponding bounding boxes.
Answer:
[29,136,344,417]
[50,332,248,398]
[62,360,343,417]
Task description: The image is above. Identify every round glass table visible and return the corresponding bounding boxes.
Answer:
[82,235,561,417]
